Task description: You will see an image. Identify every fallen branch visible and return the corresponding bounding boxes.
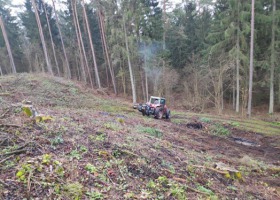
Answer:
[193,165,228,175]
[0,138,8,146]
[187,186,210,196]
[0,93,10,96]
[0,155,13,164]
[0,123,21,128]
[0,149,26,157]
[0,179,9,187]
[0,108,10,119]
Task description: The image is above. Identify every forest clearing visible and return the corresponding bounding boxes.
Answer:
[1,0,280,199]
[0,74,279,199]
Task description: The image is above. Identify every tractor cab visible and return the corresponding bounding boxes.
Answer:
[148,96,165,107]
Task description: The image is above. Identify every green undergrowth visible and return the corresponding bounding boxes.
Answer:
[172,111,280,136]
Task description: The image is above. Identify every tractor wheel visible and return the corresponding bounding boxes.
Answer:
[166,109,171,119]
[155,107,163,119]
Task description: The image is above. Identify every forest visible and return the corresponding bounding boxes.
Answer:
[0,0,280,117]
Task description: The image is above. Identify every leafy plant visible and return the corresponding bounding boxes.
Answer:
[42,154,52,164]
[86,191,104,200]
[210,124,230,136]
[170,184,186,200]
[200,117,211,123]
[51,136,64,146]
[69,149,82,160]
[63,182,83,200]
[197,185,214,195]
[85,163,98,174]
[103,122,121,131]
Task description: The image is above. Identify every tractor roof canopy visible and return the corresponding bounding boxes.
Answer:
[149,96,166,104]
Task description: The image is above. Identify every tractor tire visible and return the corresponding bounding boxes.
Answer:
[166,109,171,119]
[154,107,163,119]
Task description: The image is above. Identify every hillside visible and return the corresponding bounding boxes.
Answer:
[0,74,279,200]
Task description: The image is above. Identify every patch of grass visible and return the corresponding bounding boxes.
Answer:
[200,117,211,123]
[103,122,122,131]
[137,126,163,138]
[171,118,185,124]
[86,191,104,200]
[63,182,83,200]
[210,123,230,136]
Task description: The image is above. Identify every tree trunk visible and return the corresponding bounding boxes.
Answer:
[73,0,93,87]
[0,16,16,74]
[0,65,3,76]
[98,10,117,94]
[247,0,255,118]
[123,17,136,104]
[51,0,71,78]
[81,0,100,88]
[31,0,53,75]
[71,0,86,83]
[97,11,109,87]
[236,0,240,113]
[43,0,60,76]
[162,0,166,50]
[269,0,276,114]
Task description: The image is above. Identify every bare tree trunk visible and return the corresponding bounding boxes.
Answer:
[236,0,240,113]
[42,0,60,76]
[31,0,53,75]
[52,0,71,78]
[123,17,136,104]
[0,16,16,74]
[162,0,166,50]
[98,10,117,94]
[97,12,109,87]
[247,0,255,118]
[71,0,86,82]
[73,0,93,87]
[269,0,276,114]
[81,0,100,88]
[143,42,149,102]
[0,66,3,76]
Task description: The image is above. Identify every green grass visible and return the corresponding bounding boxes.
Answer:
[173,111,280,136]
[137,126,163,138]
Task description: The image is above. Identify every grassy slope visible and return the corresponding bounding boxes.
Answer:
[0,74,279,200]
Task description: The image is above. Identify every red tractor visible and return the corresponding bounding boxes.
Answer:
[138,96,171,119]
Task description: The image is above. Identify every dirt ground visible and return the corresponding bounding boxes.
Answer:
[0,74,280,200]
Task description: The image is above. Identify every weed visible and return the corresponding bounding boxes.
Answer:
[161,160,175,174]
[197,185,214,195]
[51,136,64,146]
[42,154,52,164]
[63,182,83,200]
[169,184,186,200]
[171,119,184,124]
[69,149,82,160]
[230,122,240,127]
[117,118,125,124]
[86,191,104,200]
[79,145,88,153]
[200,117,211,123]
[157,176,169,185]
[137,126,162,138]
[147,180,156,189]
[210,124,230,136]
[85,163,98,174]
[103,122,121,131]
